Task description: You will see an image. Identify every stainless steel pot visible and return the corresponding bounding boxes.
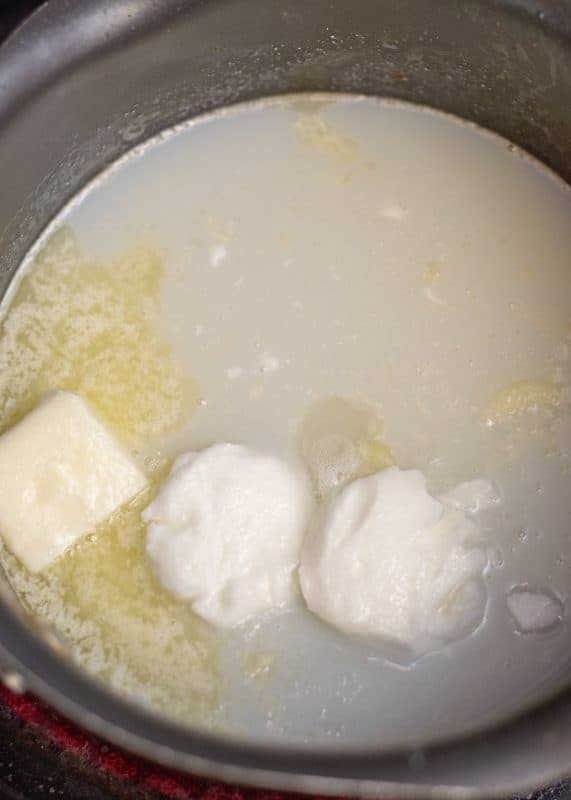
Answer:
[0,1,570,796]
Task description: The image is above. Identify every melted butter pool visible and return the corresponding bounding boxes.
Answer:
[2,94,571,749]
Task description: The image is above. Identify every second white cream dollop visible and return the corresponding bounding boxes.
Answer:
[299,466,496,654]
[143,443,312,627]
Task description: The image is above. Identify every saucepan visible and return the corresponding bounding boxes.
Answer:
[0,0,570,796]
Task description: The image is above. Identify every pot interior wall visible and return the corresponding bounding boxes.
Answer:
[0,0,570,794]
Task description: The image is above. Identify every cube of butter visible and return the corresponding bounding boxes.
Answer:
[0,391,147,572]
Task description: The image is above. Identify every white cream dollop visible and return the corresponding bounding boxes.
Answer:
[299,466,494,655]
[143,443,313,627]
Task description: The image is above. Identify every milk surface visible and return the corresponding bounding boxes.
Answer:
[3,94,571,748]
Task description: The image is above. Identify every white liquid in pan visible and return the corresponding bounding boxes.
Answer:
[3,94,571,749]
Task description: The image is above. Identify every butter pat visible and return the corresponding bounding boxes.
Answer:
[0,391,147,572]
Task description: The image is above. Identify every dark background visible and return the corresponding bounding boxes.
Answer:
[0,0,42,42]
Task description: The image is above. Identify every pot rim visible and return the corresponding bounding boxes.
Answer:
[1,1,571,796]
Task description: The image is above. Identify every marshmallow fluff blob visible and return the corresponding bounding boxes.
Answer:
[0,95,571,750]
[300,467,495,654]
[144,444,312,627]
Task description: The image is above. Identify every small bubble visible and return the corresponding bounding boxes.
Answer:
[143,454,166,475]
[517,528,527,543]
[507,585,563,634]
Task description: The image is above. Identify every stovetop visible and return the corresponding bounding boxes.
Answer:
[0,682,569,800]
[1,2,571,798]
[0,684,285,800]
